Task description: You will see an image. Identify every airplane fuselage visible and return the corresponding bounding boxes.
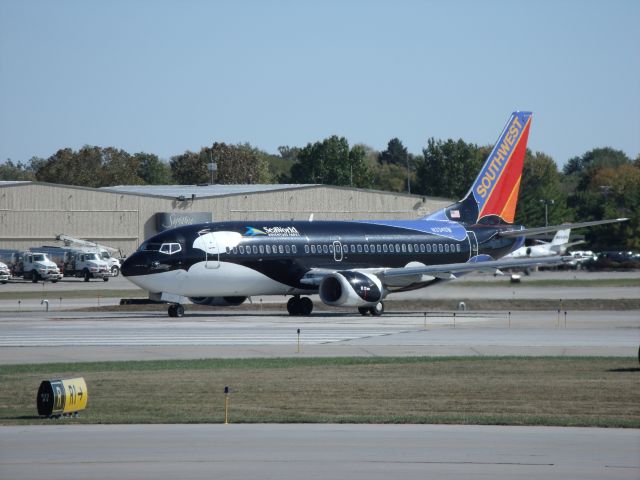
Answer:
[122,219,521,298]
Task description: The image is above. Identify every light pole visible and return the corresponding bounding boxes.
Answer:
[406,155,411,194]
[539,198,554,227]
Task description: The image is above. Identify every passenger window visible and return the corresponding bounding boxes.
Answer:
[323,245,328,254]
[408,244,413,253]
[285,245,291,254]
[259,245,264,254]
[253,245,258,254]
[383,244,388,253]
[329,244,334,253]
[233,247,237,254]
[364,244,369,253]
[389,244,394,253]
[279,245,284,254]
[317,245,322,253]
[311,245,316,254]
[456,244,461,252]
[427,244,431,253]
[395,243,401,252]
[342,245,348,253]
[350,245,356,253]
[292,245,297,254]
[304,245,309,254]
[357,244,362,253]
[376,244,382,253]
[239,246,245,254]
[438,244,443,253]
[266,245,272,254]
[420,244,425,253]
[445,244,450,253]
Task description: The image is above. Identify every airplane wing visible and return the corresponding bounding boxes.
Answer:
[498,218,628,238]
[300,255,570,286]
[381,255,570,281]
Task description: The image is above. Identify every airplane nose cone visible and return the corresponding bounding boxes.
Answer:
[121,252,149,278]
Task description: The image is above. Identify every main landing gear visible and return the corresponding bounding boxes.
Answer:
[168,303,185,318]
[287,295,313,316]
[358,302,384,316]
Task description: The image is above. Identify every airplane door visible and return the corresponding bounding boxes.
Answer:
[468,231,479,259]
[200,233,220,269]
[332,240,343,262]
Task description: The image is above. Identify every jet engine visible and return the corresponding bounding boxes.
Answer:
[188,296,247,306]
[318,271,383,307]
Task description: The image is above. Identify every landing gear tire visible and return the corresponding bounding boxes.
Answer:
[358,307,369,316]
[370,302,384,316]
[300,297,313,315]
[287,296,313,316]
[168,303,184,318]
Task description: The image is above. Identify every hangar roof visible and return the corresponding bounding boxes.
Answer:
[100,184,321,199]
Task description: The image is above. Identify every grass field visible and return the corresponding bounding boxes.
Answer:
[1,357,638,427]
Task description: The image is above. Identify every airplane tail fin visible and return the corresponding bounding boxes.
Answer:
[427,111,532,225]
[551,229,571,246]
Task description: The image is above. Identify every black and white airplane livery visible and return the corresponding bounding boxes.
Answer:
[121,112,625,317]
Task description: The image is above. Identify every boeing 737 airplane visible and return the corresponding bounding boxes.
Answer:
[121,112,626,317]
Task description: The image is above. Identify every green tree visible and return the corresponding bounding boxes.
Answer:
[135,153,171,185]
[210,142,272,184]
[289,136,371,187]
[36,147,103,187]
[100,147,144,186]
[379,138,409,166]
[35,146,146,187]
[562,147,638,249]
[415,138,483,199]
[170,143,272,185]
[169,150,208,185]
[0,158,40,181]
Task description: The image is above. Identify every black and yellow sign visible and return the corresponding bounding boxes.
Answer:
[37,378,88,417]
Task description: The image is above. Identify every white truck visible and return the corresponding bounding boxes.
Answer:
[22,252,63,283]
[56,234,122,276]
[36,247,111,282]
[0,261,9,284]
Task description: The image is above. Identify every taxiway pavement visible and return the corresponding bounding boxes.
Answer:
[1,424,638,480]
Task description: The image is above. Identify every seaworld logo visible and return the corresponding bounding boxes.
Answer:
[244,226,301,237]
[244,227,267,236]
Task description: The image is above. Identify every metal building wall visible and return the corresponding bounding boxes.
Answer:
[0,183,451,255]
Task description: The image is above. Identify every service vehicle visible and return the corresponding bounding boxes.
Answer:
[0,261,9,284]
[36,246,111,281]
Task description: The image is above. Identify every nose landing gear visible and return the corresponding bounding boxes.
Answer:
[287,296,313,316]
[358,302,384,316]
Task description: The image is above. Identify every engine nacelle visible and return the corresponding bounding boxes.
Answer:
[188,296,247,307]
[319,271,383,307]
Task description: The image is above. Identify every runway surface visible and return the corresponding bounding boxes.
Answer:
[0,310,638,363]
[1,424,638,480]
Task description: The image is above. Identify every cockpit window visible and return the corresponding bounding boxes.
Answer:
[159,243,182,255]
[140,242,162,252]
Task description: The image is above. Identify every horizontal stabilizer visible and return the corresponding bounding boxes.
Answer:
[498,218,628,239]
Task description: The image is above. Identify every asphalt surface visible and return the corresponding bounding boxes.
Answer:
[1,271,639,480]
[0,310,638,363]
[1,424,638,480]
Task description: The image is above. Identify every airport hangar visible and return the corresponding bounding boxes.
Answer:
[0,181,451,255]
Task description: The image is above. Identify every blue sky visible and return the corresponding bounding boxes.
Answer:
[1,0,638,168]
